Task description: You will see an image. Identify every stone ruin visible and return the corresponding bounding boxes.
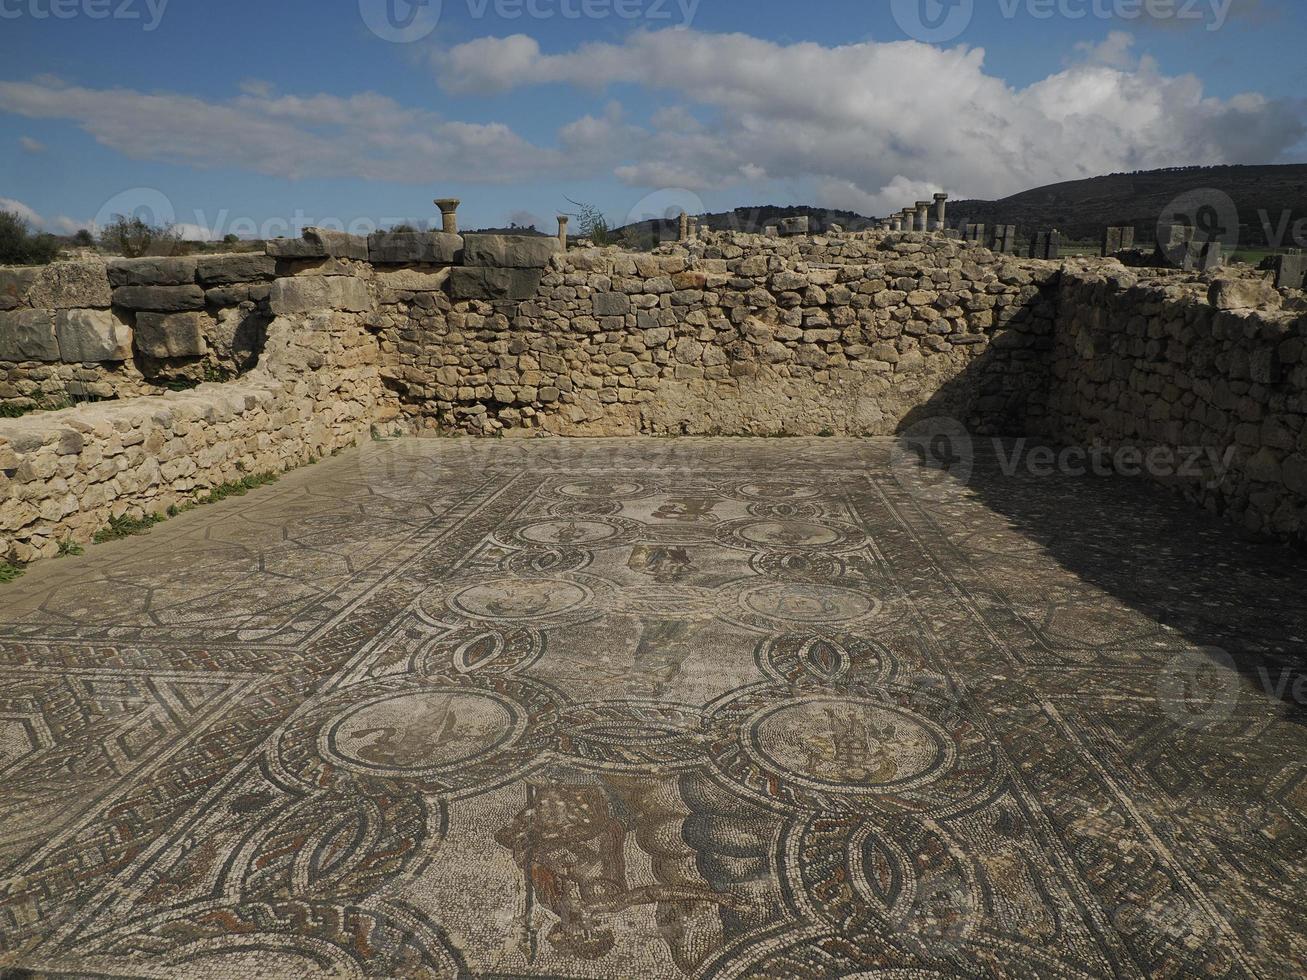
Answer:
[3,196,1307,564]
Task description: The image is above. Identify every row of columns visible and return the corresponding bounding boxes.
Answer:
[880,193,949,233]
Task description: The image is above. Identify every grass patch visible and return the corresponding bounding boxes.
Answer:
[93,512,164,544]
[0,561,24,583]
[57,539,84,558]
[0,394,103,419]
[197,472,279,505]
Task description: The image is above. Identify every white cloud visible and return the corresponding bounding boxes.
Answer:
[432,29,1305,213]
[18,135,46,153]
[0,197,45,227]
[1,29,1301,220]
[0,77,567,184]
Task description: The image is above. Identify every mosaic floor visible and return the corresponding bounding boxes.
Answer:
[1,437,1305,979]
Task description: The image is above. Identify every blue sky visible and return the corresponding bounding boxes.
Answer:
[1,0,1303,237]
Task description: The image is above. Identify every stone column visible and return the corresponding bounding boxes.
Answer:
[902,208,915,231]
[889,215,901,232]
[933,193,949,232]
[688,216,699,240]
[557,215,569,252]
[915,202,931,233]
[434,198,460,235]
[678,211,689,242]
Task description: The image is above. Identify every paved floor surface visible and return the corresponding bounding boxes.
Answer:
[1,437,1304,979]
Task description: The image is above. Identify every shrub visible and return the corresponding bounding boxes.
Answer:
[223,233,240,245]
[73,229,95,247]
[98,214,181,258]
[565,198,611,247]
[0,210,62,265]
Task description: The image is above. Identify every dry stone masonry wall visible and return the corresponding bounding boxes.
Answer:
[3,223,1306,563]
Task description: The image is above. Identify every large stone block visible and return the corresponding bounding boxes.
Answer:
[778,216,810,237]
[1271,254,1307,291]
[134,311,210,358]
[592,292,631,316]
[0,267,38,310]
[26,261,112,309]
[368,232,464,265]
[196,253,277,286]
[461,234,558,269]
[106,256,199,287]
[112,284,207,312]
[0,308,59,361]
[268,276,373,314]
[266,228,369,261]
[448,268,543,301]
[374,267,451,293]
[55,309,133,362]
[1209,277,1280,311]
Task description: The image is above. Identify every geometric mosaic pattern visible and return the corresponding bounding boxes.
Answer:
[1,437,1304,978]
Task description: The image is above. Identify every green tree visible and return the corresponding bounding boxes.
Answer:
[99,214,181,258]
[73,229,95,247]
[0,211,61,265]
[564,198,611,247]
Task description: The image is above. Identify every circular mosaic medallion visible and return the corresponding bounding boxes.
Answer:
[751,696,950,792]
[707,684,1000,815]
[323,690,523,776]
[552,479,647,500]
[274,676,560,798]
[453,578,589,621]
[719,518,864,553]
[725,583,881,633]
[734,482,822,501]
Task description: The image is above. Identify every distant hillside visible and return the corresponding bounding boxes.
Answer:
[610,165,1307,250]
[948,165,1307,247]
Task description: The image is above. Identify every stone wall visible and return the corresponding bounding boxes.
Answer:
[1044,269,1307,543]
[375,231,1060,437]
[5,223,1307,563]
[0,246,390,562]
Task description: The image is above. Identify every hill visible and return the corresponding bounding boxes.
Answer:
[941,164,1307,248]
[611,164,1307,250]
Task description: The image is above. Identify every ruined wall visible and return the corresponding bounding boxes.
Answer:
[1044,269,1307,543]
[376,232,1060,437]
[6,223,1307,564]
[0,253,276,410]
[0,244,392,563]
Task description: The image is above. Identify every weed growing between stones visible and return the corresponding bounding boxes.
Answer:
[57,539,84,557]
[93,512,164,544]
[0,560,23,583]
